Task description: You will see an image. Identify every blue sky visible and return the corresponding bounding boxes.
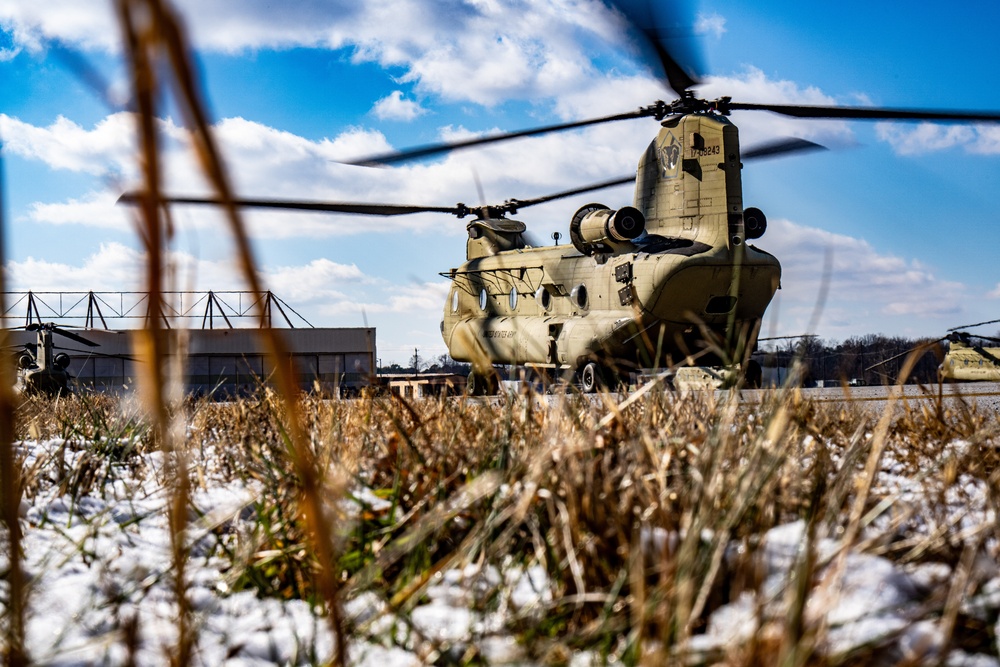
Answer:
[2,0,999,363]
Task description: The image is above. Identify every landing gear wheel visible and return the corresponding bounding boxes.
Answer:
[467,370,498,396]
[579,361,605,393]
[744,359,762,389]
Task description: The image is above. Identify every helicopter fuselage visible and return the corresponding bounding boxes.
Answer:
[442,113,782,378]
[940,340,1000,381]
[443,240,779,372]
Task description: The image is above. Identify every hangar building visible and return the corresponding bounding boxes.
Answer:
[4,291,376,396]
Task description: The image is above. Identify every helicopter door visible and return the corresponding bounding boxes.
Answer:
[548,323,562,365]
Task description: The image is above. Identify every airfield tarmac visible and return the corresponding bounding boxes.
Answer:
[740,381,1000,412]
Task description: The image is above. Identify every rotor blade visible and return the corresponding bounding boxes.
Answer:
[52,345,135,361]
[611,0,702,96]
[119,193,464,217]
[947,317,1000,332]
[51,327,99,347]
[728,102,1000,123]
[345,108,654,167]
[742,137,827,161]
[864,338,945,372]
[976,334,1000,345]
[506,175,637,211]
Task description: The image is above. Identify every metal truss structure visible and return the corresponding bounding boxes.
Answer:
[2,291,313,329]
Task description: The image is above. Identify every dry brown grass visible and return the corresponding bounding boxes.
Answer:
[8,385,998,664]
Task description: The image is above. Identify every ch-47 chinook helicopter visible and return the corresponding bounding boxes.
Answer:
[6,322,99,396]
[939,330,1000,382]
[932,320,1000,383]
[865,318,1000,383]
[120,0,1000,394]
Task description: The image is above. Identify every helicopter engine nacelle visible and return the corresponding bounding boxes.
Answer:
[743,207,767,240]
[54,353,71,370]
[570,204,646,255]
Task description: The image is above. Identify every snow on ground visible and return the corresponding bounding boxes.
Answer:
[3,431,1000,665]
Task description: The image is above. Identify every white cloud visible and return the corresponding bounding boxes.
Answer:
[0,2,115,52]
[3,243,382,321]
[372,91,428,122]
[386,281,451,314]
[875,122,1000,156]
[266,259,367,303]
[1,0,625,107]
[29,192,131,230]
[695,12,726,39]
[6,243,146,292]
[698,67,856,148]
[0,113,139,177]
[760,218,967,337]
[3,243,451,356]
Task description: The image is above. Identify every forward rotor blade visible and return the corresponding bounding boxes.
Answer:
[53,345,134,360]
[119,193,463,217]
[741,137,827,161]
[729,102,1000,123]
[122,174,641,221]
[507,175,637,210]
[345,108,654,167]
[52,327,99,347]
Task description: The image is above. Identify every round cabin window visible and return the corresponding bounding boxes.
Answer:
[535,286,551,311]
[479,288,488,311]
[509,286,518,311]
[571,283,588,309]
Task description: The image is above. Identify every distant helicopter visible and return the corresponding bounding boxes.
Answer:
[7,322,99,396]
[939,331,1000,382]
[119,1,1000,394]
[866,319,1000,383]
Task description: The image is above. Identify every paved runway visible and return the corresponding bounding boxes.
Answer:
[740,381,1000,412]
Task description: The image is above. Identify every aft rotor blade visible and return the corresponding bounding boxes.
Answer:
[52,327,99,347]
[119,193,463,217]
[346,108,654,167]
[947,317,1000,332]
[610,0,702,96]
[728,102,1000,123]
[742,137,827,161]
[507,175,637,210]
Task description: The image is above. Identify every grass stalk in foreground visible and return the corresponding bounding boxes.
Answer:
[114,1,347,662]
[0,130,27,667]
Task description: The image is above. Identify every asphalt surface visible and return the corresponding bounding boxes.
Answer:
[741,381,1000,413]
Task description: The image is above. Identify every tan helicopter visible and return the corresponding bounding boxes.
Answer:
[939,331,1000,382]
[6,323,99,396]
[865,319,1000,383]
[121,1,1000,394]
[938,318,1000,382]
